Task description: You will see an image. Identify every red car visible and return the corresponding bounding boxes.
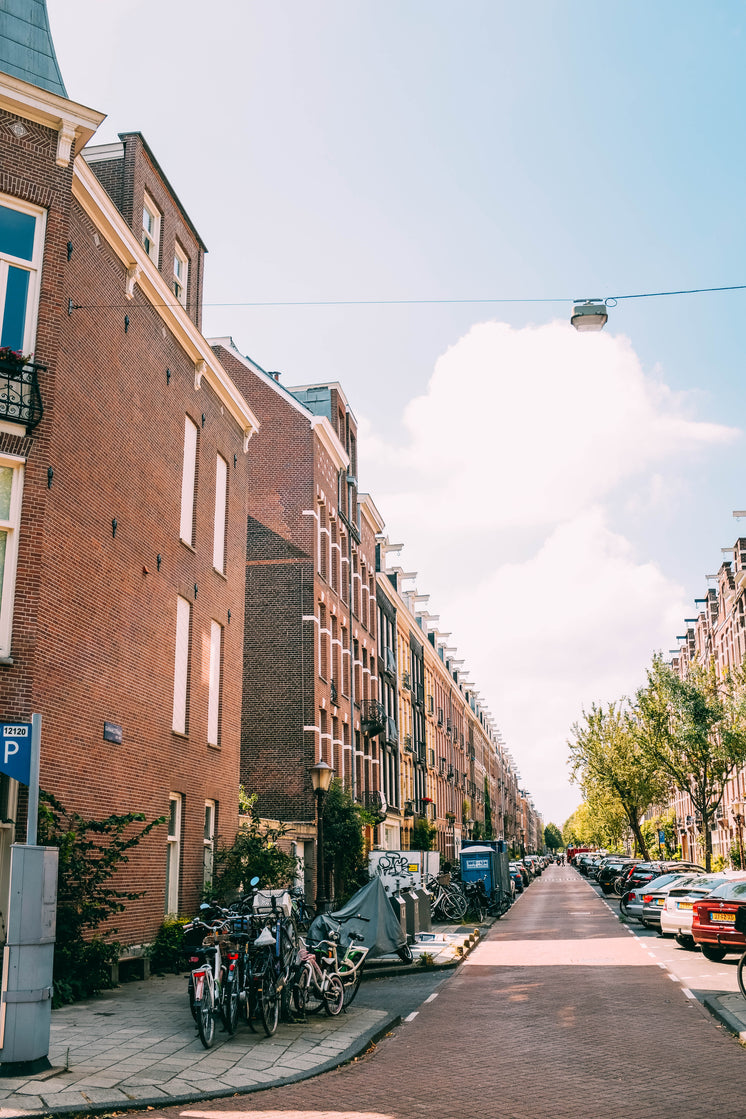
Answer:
[692,879,746,961]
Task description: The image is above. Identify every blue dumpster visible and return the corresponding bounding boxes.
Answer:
[460,844,499,898]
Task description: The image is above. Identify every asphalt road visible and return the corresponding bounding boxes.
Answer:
[123,865,746,1119]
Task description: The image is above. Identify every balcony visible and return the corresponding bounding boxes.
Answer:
[362,789,388,822]
[0,356,44,431]
[360,700,386,736]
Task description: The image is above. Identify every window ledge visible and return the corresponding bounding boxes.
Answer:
[172,730,189,740]
[212,567,227,582]
[180,538,196,554]
[207,742,221,752]
[0,657,13,666]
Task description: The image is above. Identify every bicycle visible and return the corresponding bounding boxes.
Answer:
[424,873,467,920]
[292,935,345,1016]
[290,885,314,933]
[337,929,369,1008]
[183,913,235,1048]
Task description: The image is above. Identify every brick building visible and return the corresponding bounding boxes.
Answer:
[208,342,384,899]
[0,5,258,944]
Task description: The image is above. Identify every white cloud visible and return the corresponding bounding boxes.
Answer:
[360,320,739,825]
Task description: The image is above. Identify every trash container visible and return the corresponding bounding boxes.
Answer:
[460,844,499,899]
[402,887,421,940]
[389,892,407,942]
[413,886,432,933]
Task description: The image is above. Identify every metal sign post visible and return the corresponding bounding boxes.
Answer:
[0,714,57,1076]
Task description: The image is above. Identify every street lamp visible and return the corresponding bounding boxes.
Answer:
[571,299,609,332]
[311,760,333,914]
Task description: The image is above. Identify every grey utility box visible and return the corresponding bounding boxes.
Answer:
[413,887,432,933]
[1,844,59,1074]
[402,887,421,940]
[389,893,407,942]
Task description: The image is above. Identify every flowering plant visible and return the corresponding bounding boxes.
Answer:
[0,347,31,365]
[421,796,433,803]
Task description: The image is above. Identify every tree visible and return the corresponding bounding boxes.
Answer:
[209,789,297,902]
[322,779,372,905]
[411,816,437,851]
[636,656,746,870]
[569,700,670,860]
[37,792,165,1005]
[544,822,563,852]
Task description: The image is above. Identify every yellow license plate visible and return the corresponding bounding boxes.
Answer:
[677,902,693,910]
[710,912,735,923]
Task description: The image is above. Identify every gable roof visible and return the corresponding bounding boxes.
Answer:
[0,0,67,98]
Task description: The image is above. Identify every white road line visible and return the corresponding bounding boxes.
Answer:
[668,973,678,982]
[682,988,696,999]
[425,993,438,1003]
[405,1012,418,1021]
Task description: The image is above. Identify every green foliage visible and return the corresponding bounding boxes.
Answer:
[417,951,436,968]
[730,842,745,870]
[322,779,371,905]
[483,778,493,838]
[636,656,746,870]
[37,791,165,1006]
[148,916,190,974]
[411,815,437,851]
[569,700,670,860]
[544,822,563,851]
[471,819,484,841]
[208,789,297,903]
[640,810,678,859]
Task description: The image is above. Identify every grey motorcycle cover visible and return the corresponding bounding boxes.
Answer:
[308,876,406,959]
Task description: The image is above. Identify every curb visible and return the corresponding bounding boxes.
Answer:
[703,994,746,1043]
[39,1011,402,1119]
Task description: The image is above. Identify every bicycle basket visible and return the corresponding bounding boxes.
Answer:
[252,889,293,916]
[228,915,252,936]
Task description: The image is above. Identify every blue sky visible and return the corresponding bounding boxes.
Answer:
[49,1,746,827]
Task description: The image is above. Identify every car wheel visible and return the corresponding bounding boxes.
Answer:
[675,934,695,950]
[701,944,727,963]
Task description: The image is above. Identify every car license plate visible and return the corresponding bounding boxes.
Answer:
[654,898,664,907]
[710,912,735,923]
[677,902,693,910]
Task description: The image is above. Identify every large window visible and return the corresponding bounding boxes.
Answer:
[212,454,227,573]
[0,197,45,354]
[207,620,222,747]
[172,595,191,734]
[0,459,24,658]
[165,793,182,915]
[173,243,188,306]
[142,193,161,263]
[180,416,198,545]
[203,800,216,889]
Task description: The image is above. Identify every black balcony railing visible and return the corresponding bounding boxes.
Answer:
[360,700,386,736]
[362,790,387,820]
[0,357,44,431]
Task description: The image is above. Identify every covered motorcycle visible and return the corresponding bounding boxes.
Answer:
[308,876,409,959]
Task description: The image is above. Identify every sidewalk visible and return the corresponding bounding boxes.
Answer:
[0,922,482,1117]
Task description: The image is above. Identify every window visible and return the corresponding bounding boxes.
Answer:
[0,196,45,353]
[173,244,188,306]
[165,793,182,914]
[172,595,191,734]
[142,193,161,262]
[0,459,22,657]
[213,454,227,573]
[203,800,216,889]
[207,621,222,746]
[180,416,198,545]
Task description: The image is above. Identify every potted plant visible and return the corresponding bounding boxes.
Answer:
[0,347,31,367]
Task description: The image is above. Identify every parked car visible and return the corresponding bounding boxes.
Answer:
[692,879,746,960]
[660,874,738,948]
[622,870,705,922]
[622,861,704,898]
[509,862,526,892]
[640,873,705,929]
[596,857,635,894]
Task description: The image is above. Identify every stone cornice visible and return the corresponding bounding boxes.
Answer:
[0,71,104,166]
[311,415,348,472]
[72,158,259,447]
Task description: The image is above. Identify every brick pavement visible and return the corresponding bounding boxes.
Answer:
[134,866,746,1119]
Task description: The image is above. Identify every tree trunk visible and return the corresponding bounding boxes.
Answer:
[629,815,649,861]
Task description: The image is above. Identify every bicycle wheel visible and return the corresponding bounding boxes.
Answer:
[441,891,466,921]
[304,964,325,1015]
[221,973,239,1035]
[619,892,631,917]
[196,992,215,1049]
[738,951,746,1000]
[340,965,362,1008]
[323,973,344,1016]
[259,958,280,1036]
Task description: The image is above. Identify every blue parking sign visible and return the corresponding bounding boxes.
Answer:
[0,723,32,785]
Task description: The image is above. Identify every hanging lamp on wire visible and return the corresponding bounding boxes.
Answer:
[570,298,610,332]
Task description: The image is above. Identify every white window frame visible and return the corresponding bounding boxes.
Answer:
[165,793,182,915]
[0,193,46,357]
[142,193,161,263]
[207,620,222,747]
[213,454,227,573]
[203,800,216,889]
[180,415,198,545]
[173,243,189,306]
[172,595,191,734]
[0,456,24,658]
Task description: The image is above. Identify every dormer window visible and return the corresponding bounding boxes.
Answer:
[173,244,188,306]
[142,193,160,262]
